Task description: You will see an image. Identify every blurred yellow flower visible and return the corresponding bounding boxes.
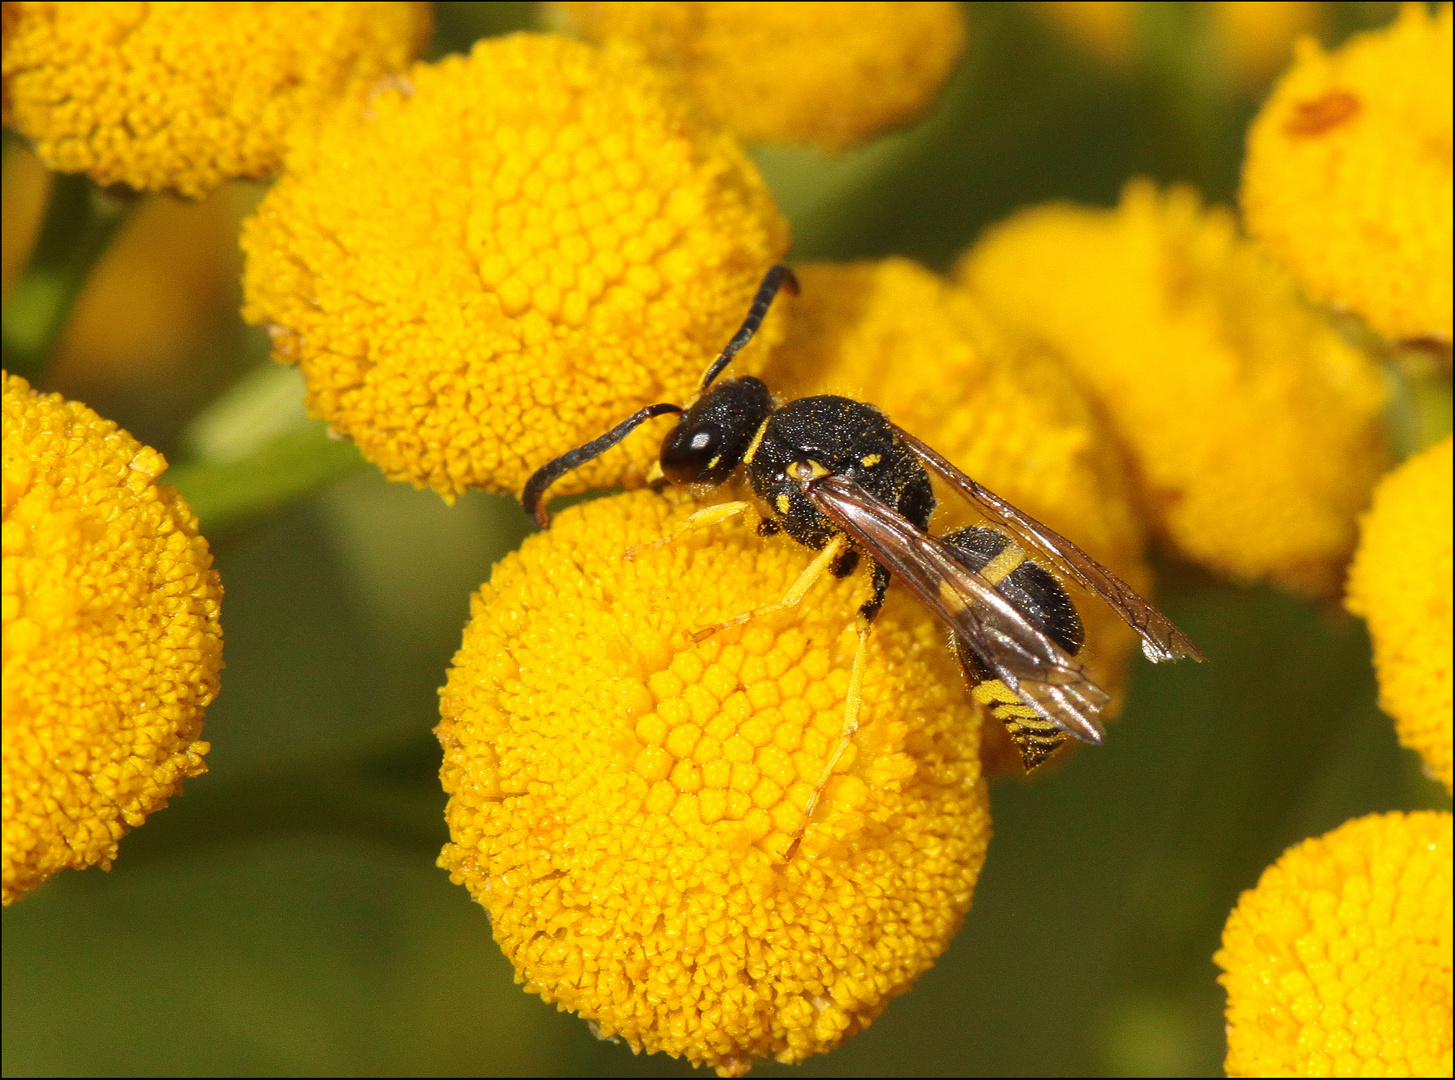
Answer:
[1032,2,1323,86]
[49,186,244,389]
[437,490,988,1075]
[1210,2,1326,88]
[1,1,431,198]
[2,373,222,906]
[1216,810,1453,1078]
[242,33,788,501]
[0,141,50,309]
[957,179,1388,595]
[1345,436,1453,793]
[1032,2,1136,69]
[1242,3,1453,344]
[764,257,1147,773]
[556,2,965,152]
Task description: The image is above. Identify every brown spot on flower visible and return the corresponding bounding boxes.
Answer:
[1284,90,1360,137]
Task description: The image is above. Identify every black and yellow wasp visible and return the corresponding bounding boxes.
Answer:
[524,264,1203,854]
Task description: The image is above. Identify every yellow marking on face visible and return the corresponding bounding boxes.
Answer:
[646,460,664,483]
[979,542,1027,587]
[707,454,721,471]
[741,416,771,465]
[937,579,969,615]
[859,453,882,468]
[776,493,792,516]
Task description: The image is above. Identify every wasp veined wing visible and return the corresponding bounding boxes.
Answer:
[802,474,1109,746]
[895,428,1205,665]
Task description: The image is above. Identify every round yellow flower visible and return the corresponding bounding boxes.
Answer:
[957,180,1389,596]
[1241,3,1453,344]
[1031,2,1136,69]
[556,2,965,152]
[1345,437,1453,793]
[242,33,789,501]
[1210,2,1326,88]
[51,185,244,388]
[763,258,1148,773]
[1,2,431,198]
[1215,810,1453,1078]
[2,373,222,906]
[1034,1,1323,85]
[437,490,988,1074]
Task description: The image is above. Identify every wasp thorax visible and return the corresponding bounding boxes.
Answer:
[659,377,773,487]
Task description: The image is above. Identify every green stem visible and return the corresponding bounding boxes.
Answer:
[2,172,140,380]
[166,420,367,537]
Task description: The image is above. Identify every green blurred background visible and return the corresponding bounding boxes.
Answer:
[3,3,1448,1076]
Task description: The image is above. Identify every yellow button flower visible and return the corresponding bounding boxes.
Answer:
[1033,2,1324,86]
[1,2,431,198]
[763,258,1148,773]
[957,180,1389,595]
[1345,437,1453,793]
[2,373,222,905]
[1215,810,1453,1078]
[556,2,966,152]
[242,33,788,501]
[1241,3,1453,344]
[437,490,988,1074]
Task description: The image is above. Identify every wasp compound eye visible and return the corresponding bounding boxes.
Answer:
[661,421,724,484]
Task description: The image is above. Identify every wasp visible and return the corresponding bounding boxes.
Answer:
[523,265,1203,855]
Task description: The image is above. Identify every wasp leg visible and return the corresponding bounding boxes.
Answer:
[692,534,847,643]
[783,616,873,863]
[625,500,755,561]
[781,561,888,861]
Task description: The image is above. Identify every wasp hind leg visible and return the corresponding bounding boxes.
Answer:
[782,561,889,862]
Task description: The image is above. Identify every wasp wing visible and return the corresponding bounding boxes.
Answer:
[803,474,1109,745]
[895,428,1205,664]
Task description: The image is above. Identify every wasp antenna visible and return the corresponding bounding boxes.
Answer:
[522,402,684,527]
[698,264,799,392]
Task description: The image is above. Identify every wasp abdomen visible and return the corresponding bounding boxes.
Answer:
[943,526,1086,770]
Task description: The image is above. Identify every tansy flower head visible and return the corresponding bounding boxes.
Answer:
[1215,810,1453,1078]
[763,257,1148,772]
[555,2,966,153]
[242,33,788,501]
[1,2,432,198]
[437,489,989,1074]
[1033,2,1324,86]
[1241,3,1454,344]
[957,180,1389,596]
[1345,436,1453,793]
[2,373,222,905]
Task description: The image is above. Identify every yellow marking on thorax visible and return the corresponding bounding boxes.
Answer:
[859,453,882,468]
[979,542,1027,587]
[787,459,831,482]
[741,416,771,465]
[775,492,792,516]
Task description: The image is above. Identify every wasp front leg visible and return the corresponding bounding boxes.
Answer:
[625,500,755,561]
[691,533,854,643]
